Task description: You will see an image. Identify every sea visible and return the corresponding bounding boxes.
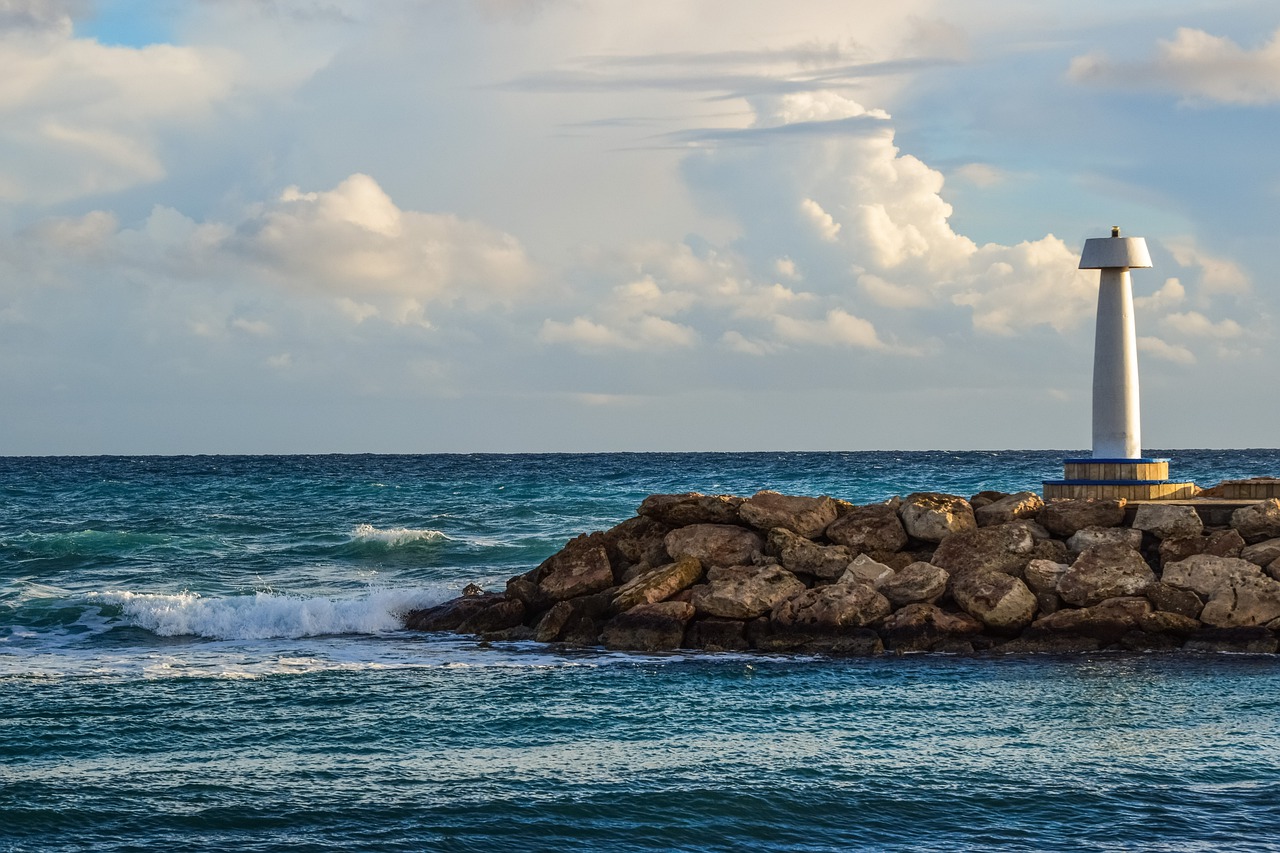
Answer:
[4,450,1280,852]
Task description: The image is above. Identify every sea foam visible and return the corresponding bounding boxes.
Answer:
[349,524,448,546]
[89,588,446,639]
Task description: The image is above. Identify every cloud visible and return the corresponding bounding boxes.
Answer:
[773,308,886,350]
[952,163,1007,187]
[1134,278,1186,313]
[1068,27,1280,105]
[800,198,841,242]
[1164,238,1250,295]
[1138,335,1196,365]
[1160,311,1244,339]
[537,314,698,351]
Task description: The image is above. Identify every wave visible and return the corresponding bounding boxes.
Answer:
[348,524,449,547]
[87,588,447,639]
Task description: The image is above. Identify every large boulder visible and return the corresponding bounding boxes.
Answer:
[1132,504,1204,540]
[609,516,673,572]
[1159,529,1245,568]
[739,490,839,539]
[601,601,695,651]
[1199,575,1280,629]
[1161,554,1266,598]
[611,557,704,612]
[1057,543,1156,607]
[840,553,895,586]
[1023,559,1069,596]
[664,524,763,567]
[404,592,524,633]
[766,527,854,579]
[684,617,749,651]
[1067,526,1143,554]
[951,569,1037,632]
[974,491,1044,528]
[899,493,976,543]
[638,493,743,527]
[876,561,948,607]
[537,541,615,601]
[1027,597,1151,644]
[930,523,1035,577]
[1241,537,1280,567]
[1040,498,1126,537]
[1145,582,1204,619]
[770,582,892,633]
[689,565,807,619]
[1231,499,1280,543]
[824,503,909,553]
[533,592,613,643]
[878,603,982,652]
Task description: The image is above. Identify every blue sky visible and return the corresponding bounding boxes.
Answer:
[0,0,1276,453]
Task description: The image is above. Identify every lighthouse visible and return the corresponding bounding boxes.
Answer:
[1043,227,1196,500]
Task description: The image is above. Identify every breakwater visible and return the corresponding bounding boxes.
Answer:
[406,490,1280,654]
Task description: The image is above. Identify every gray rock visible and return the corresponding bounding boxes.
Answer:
[770,582,892,633]
[824,503,909,553]
[1145,582,1204,619]
[611,557,704,612]
[1231,499,1280,544]
[899,492,977,543]
[1199,575,1280,628]
[951,569,1037,632]
[931,523,1035,577]
[839,553,895,586]
[601,601,695,651]
[1161,554,1265,598]
[876,561,948,607]
[1057,543,1156,607]
[1023,559,1069,596]
[1067,526,1143,554]
[739,490,838,538]
[1241,537,1280,567]
[1040,498,1126,537]
[974,491,1044,527]
[690,565,807,619]
[766,527,854,579]
[664,524,763,567]
[537,541,615,601]
[1132,504,1204,539]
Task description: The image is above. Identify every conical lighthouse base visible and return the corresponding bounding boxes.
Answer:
[1043,458,1197,500]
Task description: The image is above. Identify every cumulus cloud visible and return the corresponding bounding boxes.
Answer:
[537,314,698,351]
[1160,311,1244,339]
[1134,278,1186,313]
[773,308,886,350]
[800,198,842,242]
[1164,238,1250,295]
[1138,336,1196,365]
[1068,27,1280,105]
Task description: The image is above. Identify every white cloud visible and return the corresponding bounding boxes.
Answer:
[537,314,698,351]
[773,308,886,350]
[952,163,1007,187]
[1068,27,1280,105]
[800,197,842,242]
[1164,238,1250,295]
[1160,311,1244,339]
[1134,277,1186,313]
[1138,335,1196,365]
[858,272,929,309]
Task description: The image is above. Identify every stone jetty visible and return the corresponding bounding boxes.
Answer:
[404,490,1280,655]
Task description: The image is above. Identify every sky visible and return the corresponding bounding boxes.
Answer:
[0,0,1276,454]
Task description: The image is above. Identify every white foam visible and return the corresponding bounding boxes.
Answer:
[349,523,448,546]
[88,588,448,639]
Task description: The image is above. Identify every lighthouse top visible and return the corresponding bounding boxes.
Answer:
[1079,226,1152,269]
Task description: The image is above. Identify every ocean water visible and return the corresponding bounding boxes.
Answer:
[4,451,1280,851]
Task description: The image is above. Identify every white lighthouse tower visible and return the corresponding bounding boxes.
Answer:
[1043,227,1196,500]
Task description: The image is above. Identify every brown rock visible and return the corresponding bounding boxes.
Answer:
[738,490,839,538]
[1023,559,1069,596]
[637,493,743,527]
[1040,498,1126,537]
[690,565,807,619]
[1057,543,1156,607]
[770,582,892,633]
[1268,558,1280,582]
[878,602,982,652]
[969,490,1009,510]
[951,569,1037,632]
[974,491,1044,527]
[824,503,909,553]
[1068,526,1143,554]
[404,593,515,633]
[611,557,704,612]
[1161,554,1265,598]
[534,592,614,643]
[1199,575,1280,628]
[1027,596,1151,644]
[1029,538,1071,564]
[1206,529,1246,558]
[537,541,615,601]
[664,524,763,567]
[601,601,695,651]
[610,516,673,570]
[1137,611,1201,636]
[931,523,1035,577]
[1240,537,1280,566]
[899,492,977,543]
[685,617,749,651]
[1231,499,1280,543]
[1145,582,1204,619]
[840,553,895,586]
[751,626,885,655]
[766,527,854,579]
[876,561,948,607]
[1184,627,1280,654]
[1132,504,1204,540]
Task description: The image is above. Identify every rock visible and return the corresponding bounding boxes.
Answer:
[1137,611,1201,636]
[533,600,575,643]
[1029,538,1071,564]
[1199,575,1280,628]
[766,527,854,579]
[1056,544,1156,607]
[601,601,695,651]
[1268,558,1280,582]
[611,557,704,612]
[1145,582,1204,619]
[505,573,550,612]
[751,625,885,655]
[931,523,1035,577]
[1023,559,1069,596]
[664,524,763,567]
[685,617,749,651]
[951,569,1037,632]
[1035,590,1064,616]
[899,492,977,543]
[1159,529,1247,568]
[1205,529,1246,558]
[1028,596,1151,644]
[969,490,1009,510]
[878,603,982,652]
[997,634,1105,654]
[1131,504,1204,539]
[537,541,615,601]
[405,593,520,633]
[824,503,909,553]
[689,565,807,619]
[1241,537,1280,566]
[1231,499,1280,543]
[637,493,743,527]
[839,553,895,586]
[1067,526,1143,554]
[533,592,613,643]
[1161,554,1265,598]
[738,490,839,538]
[1184,627,1280,654]
[876,562,948,607]
[1040,498,1126,537]
[770,582,892,633]
[610,516,673,570]
[974,491,1044,528]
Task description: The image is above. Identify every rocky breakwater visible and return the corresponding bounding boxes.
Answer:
[404,491,1280,655]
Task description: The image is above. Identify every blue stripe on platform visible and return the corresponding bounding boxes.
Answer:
[1043,479,1194,486]
[1061,458,1170,464]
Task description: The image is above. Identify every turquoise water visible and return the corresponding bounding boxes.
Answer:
[4,452,1280,851]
